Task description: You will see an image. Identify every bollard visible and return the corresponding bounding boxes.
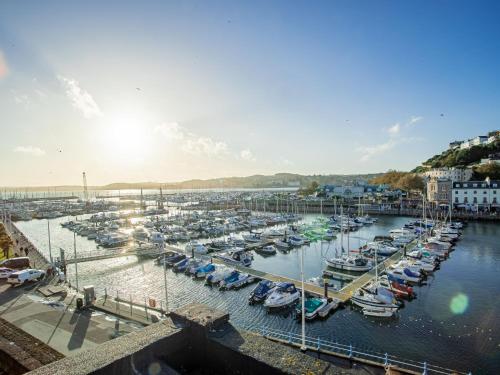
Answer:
[104,287,107,301]
[144,297,148,320]
[422,362,427,375]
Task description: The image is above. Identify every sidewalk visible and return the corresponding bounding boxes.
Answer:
[0,286,142,357]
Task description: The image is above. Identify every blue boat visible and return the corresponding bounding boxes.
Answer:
[194,263,216,278]
[249,280,275,304]
[173,258,189,273]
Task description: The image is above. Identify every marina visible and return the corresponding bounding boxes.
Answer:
[3,197,497,374]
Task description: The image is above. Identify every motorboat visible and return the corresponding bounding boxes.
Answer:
[317,298,341,318]
[219,271,255,290]
[214,248,253,267]
[257,245,277,255]
[362,307,395,318]
[365,242,398,256]
[206,266,233,286]
[150,231,166,244]
[263,282,300,309]
[242,232,261,243]
[185,259,204,275]
[274,239,291,251]
[185,241,209,255]
[288,235,305,247]
[132,227,149,241]
[325,255,372,272]
[249,280,275,304]
[173,258,189,273]
[296,297,328,320]
[100,233,130,248]
[193,263,216,278]
[387,266,421,284]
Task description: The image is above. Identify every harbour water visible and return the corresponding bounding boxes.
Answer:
[16,215,500,374]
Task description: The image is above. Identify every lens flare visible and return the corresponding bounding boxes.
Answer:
[450,293,469,314]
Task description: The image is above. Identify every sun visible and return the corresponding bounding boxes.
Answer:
[101,112,151,164]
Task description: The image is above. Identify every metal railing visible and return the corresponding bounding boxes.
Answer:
[236,323,470,375]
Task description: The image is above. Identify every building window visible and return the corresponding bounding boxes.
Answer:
[474,191,477,194]
[473,197,477,204]
[464,184,468,187]
[473,184,477,187]
[493,184,498,188]
[484,191,487,194]
[455,191,458,194]
[464,191,467,194]
[483,197,487,203]
[455,197,458,203]
[494,197,498,204]
[464,197,468,203]
[494,190,497,194]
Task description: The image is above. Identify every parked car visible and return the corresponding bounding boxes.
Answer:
[0,267,15,279]
[7,269,45,285]
[0,257,30,270]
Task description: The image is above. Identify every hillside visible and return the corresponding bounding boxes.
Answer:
[99,173,383,190]
[413,139,500,173]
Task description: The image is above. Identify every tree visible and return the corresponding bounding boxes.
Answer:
[473,163,500,180]
[395,174,424,192]
[298,180,319,196]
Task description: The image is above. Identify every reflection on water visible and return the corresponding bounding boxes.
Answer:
[17,216,500,374]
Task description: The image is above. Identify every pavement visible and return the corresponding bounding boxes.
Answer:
[0,279,143,357]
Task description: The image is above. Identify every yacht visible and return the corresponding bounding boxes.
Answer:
[325,255,372,272]
[264,282,300,309]
[185,241,209,255]
[219,271,255,290]
[296,297,328,320]
[214,248,253,267]
[206,267,233,286]
[257,245,277,255]
[249,280,275,304]
[351,288,399,311]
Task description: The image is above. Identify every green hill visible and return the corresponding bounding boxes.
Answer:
[413,139,499,173]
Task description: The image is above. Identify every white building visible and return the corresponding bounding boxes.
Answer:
[452,179,499,207]
[423,167,472,182]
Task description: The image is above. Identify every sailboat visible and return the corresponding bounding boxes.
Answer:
[325,206,373,272]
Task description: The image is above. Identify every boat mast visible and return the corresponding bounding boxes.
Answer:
[300,245,306,352]
[340,205,344,255]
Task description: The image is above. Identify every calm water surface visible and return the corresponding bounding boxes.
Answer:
[17,215,500,374]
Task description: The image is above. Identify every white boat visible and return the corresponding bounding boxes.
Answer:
[317,298,341,318]
[351,289,399,311]
[264,282,300,309]
[242,233,261,243]
[150,231,166,244]
[205,267,233,285]
[325,255,372,272]
[362,307,395,317]
[288,235,306,247]
[366,242,398,256]
[274,239,291,250]
[185,241,209,255]
[214,248,253,267]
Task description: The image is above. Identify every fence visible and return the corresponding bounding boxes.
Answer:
[236,323,470,375]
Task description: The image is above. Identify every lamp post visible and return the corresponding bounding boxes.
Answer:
[300,245,306,352]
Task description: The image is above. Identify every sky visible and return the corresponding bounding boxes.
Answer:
[1,0,499,186]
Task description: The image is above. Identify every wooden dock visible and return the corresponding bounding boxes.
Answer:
[211,239,418,303]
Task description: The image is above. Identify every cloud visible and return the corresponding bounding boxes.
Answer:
[387,123,400,135]
[154,122,185,141]
[0,51,8,79]
[358,115,424,161]
[408,116,423,125]
[58,76,102,119]
[240,149,256,162]
[12,91,30,106]
[13,146,46,156]
[183,137,228,156]
[155,122,229,157]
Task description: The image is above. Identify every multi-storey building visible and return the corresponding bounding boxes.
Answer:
[452,179,499,207]
[423,167,472,182]
[427,179,452,204]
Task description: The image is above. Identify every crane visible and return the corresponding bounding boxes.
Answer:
[82,172,90,209]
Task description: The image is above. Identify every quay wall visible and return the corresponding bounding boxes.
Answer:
[190,201,500,221]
